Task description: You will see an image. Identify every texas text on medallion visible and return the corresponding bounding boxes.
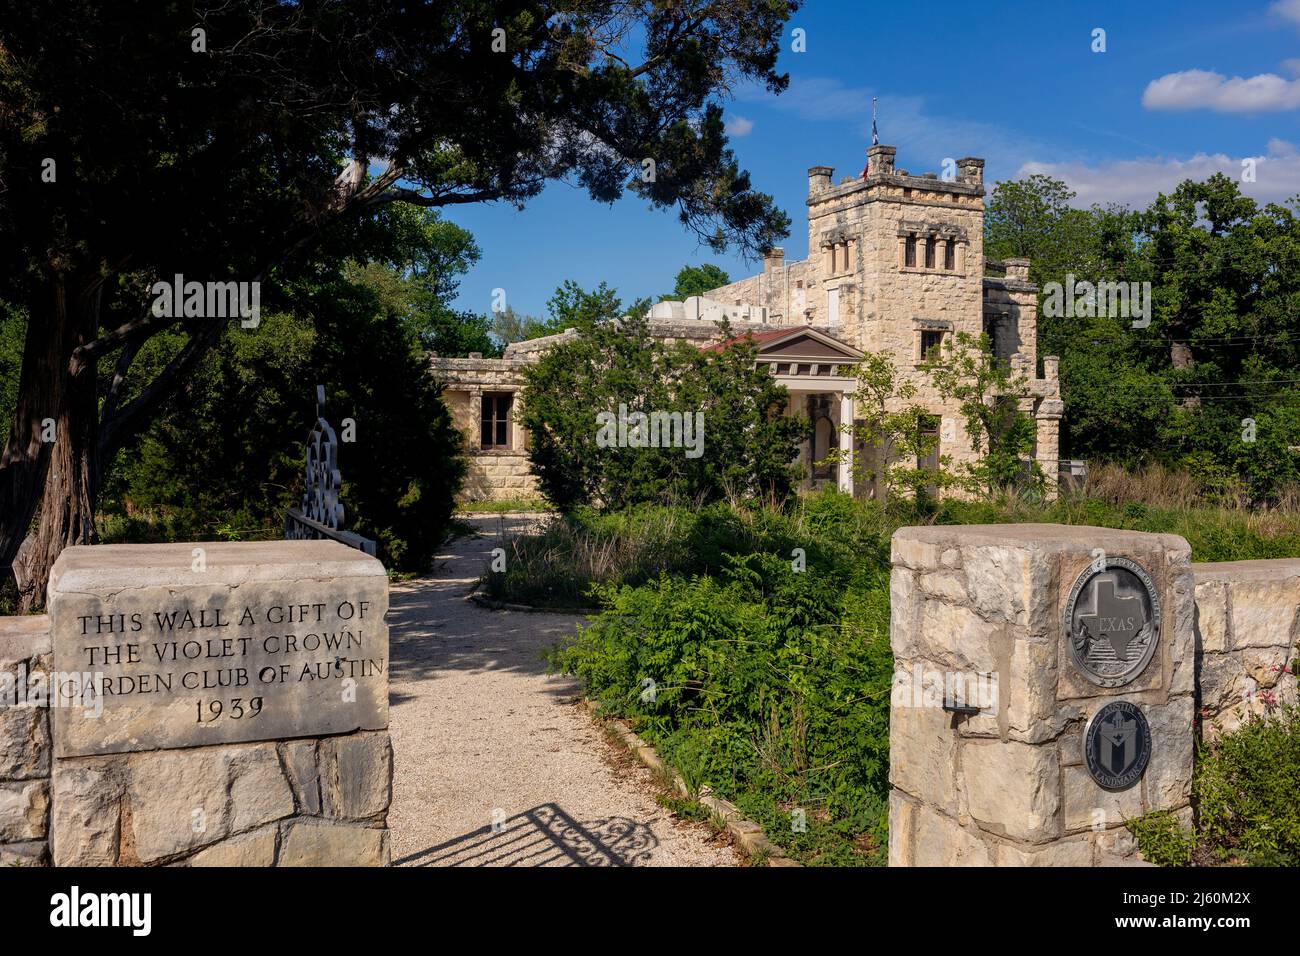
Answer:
[1064,556,1161,687]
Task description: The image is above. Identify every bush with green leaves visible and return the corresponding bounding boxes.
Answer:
[519,289,807,511]
[104,269,466,574]
[1131,706,1300,866]
[1195,706,1300,865]
[548,493,895,865]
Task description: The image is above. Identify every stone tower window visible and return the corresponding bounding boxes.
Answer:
[904,235,916,268]
[924,236,936,269]
[944,239,956,271]
[920,330,944,361]
[481,392,513,449]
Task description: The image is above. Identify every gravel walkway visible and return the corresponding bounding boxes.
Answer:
[386,514,739,867]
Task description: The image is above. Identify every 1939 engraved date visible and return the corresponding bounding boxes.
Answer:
[196,697,264,722]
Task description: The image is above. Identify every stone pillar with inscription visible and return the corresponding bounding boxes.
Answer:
[888,525,1195,866]
[46,540,391,866]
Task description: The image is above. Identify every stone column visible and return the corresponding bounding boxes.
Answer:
[837,393,854,493]
[1036,398,1064,501]
[0,615,52,866]
[888,525,1195,866]
[47,540,392,866]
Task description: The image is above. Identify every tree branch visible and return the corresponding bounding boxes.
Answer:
[361,185,507,208]
[70,310,181,372]
[97,319,225,465]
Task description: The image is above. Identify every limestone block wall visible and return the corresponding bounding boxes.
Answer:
[1192,560,1300,740]
[0,615,51,866]
[430,356,539,501]
[51,729,391,866]
[888,525,1196,866]
[464,451,537,500]
[38,540,393,868]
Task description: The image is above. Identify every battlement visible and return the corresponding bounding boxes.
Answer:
[807,145,985,206]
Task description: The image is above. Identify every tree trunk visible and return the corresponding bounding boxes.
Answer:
[1170,340,1199,408]
[1,279,100,611]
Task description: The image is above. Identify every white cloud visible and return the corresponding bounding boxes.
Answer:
[1017,139,1300,207]
[1143,68,1300,112]
[1271,0,1300,28]
[1282,58,1300,76]
[725,115,755,137]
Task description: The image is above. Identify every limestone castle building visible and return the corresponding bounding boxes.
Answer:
[429,143,1064,501]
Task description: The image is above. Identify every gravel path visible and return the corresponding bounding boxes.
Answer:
[386,514,739,867]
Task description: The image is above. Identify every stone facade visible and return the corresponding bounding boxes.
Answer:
[432,143,1063,503]
[433,356,539,501]
[37,539,393,867]
[1192,560,1300,740]
[0,615,51,866]
[888,524,1197,866]
[49,729,391,866]
[706,146,1062,486]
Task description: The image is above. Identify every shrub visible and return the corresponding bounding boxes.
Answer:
[1195,706,1300,865]
[1128,810,1195,866]
[547,504,895,865]
[519,301,806,511]
[104,274,465,574]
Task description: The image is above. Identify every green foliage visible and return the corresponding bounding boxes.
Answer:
[1128,810,1195,867]
[519,285,806,511]
[549,516,894,866]
[533,492,898,864]
[0,302,23,434]
[986,171,1300,506]
[487,306,558,348]
[922,332,1040,495]
[825,349,949,506]
[663,263,731,301]
[104,268,466,573]
[1195,706,1300,865]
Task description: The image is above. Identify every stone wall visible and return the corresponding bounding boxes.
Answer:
[430,355,539,501]
[50,729,391,866]
[888,525,1196,866]
[0,615,51,866]
[41,539,392,867]
[1193,559,1300,740]
[706,148,1062,489]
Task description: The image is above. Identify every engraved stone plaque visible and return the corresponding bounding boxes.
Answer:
[1084,700,1152,791]
[1064,556,1161,687]
[48,541,389,758]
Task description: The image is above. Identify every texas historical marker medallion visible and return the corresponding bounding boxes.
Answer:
[1064,556,1161,687]
[1084,700,1152,790]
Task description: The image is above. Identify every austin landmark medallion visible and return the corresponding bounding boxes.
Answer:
[1084,700,1152,791]
[1064,556,1161,687]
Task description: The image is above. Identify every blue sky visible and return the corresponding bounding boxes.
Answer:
[447,0,1300,319]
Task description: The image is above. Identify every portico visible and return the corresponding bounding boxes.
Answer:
[703,325,862,494]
